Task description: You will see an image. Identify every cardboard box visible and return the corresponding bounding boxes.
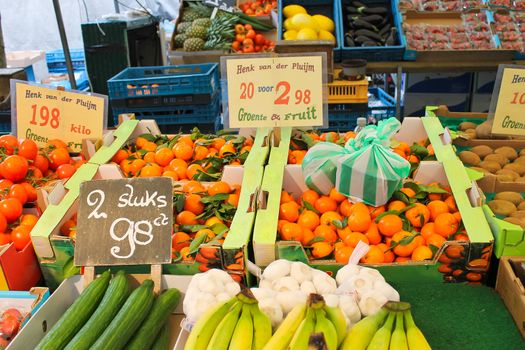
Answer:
[8,274,192,349]
[496,256,525,338]
[0,287,50,326]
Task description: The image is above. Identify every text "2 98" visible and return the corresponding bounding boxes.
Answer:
[240,81,311,105]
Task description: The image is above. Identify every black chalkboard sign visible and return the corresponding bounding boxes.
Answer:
[75,177,173,266]
[204,0,236,12]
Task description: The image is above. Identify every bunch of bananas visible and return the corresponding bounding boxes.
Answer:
[184,289,272,350]
[340,301,431,350]
[263,294,347,350]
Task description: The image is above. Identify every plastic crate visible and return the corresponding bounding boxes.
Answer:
[0,110,11,134]
[107,63,219,100]
[338,0,406,61]
[46,49,85,72]
[44,70,89,91]
[328,72,369,104]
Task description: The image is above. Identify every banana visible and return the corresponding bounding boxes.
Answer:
[229,304,254,350]
[340,308,388,350]
[314,309,338,350]
[323,305,347,347]
[206,302,243,350]
[250,304,273,350]
[367,311,395,350]
[404,310,431,350]
[185,298,238,350]
[262,303,307,350]
[289,307,316,350]
[389,312,408,350]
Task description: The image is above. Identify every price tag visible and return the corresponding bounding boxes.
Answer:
[204,0,236,12]
[224,55,326,128]
[490,65,525,136]
[74,177,173,266]
[11,80,106,152]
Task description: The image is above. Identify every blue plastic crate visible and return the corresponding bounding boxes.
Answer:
[46,49,85,72]
[107,64,219,101]
[0,110,11,134]
[338,0,406,61]
[112,91,221,126]
[45,70,89,91]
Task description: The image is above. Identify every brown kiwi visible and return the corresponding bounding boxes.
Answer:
[459,121,478,131]
[484,153,509,166]
[475,121,493,139]
[470,145,493,158]
[517,177,525,183]
[495,169,520,181]
[520,149,525,157]
[494,146,518,161]
[488,199,517,216]
[510,210,525,218]
[514,156,525,164]
[519,201,525,210]
[503,163,525,176]
[470,167,491,175]
[503,217,525,229]
[459,151,481,166]
[494,191,524,206]
[479,160,502,173]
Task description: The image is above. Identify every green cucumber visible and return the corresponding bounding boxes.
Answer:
[35,270,111,350]
[126,288,181,350]
[91,279,155,350]
[64,271,130,350]
[151,322,170,350]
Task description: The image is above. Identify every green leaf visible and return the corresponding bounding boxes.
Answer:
[392,191,410,204]
[138,133,156,142]
[188,232,209,255]
[200,193,230,203]
[419,214,426,228]
[302,200,320,214]
[179,224,208,233]
[418,184,449,194]
[375,210,401,223]
[290,137,308,150]
[332,220,344,230]
[208,230,228,245]
[171,251,182,263]
[402,219,413,232]
[410,143,429,160]
[342,217,348,227]
[403,182,421,194]
[413,191,428,200]
[210,222,229,236]
[173,193,185,213]
[301,133,318,149]
[306,236,325,246]
[396,233,418,247]
[429,244,439,257]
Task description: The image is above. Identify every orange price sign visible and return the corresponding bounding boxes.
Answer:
[491,66,525,136]
[12,80,107,152]
[224,55,326,128]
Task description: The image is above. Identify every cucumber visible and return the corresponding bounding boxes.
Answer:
[151,322,170,350]
[91,279,155,350]
[35,270,111,350]
[64,271,130,350]
[126,288,181,350]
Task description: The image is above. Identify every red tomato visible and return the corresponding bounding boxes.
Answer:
[0,155,28,182]
[0,198,23,223]
[74,159,86,169]
[11,225,31,251]
[48,148,70,170]
[246,29,256,39]
[56,164,76,179]
[33,154,49,174]
[2,308,23,321]
[20,214,38,228]
[0,135,18,155]
[0,233,11,245]
[8,184,27,205]
[255,34,266,45]
[18,139,38,160]
[27,166,43,179]
[245,24,253,31]
[0,179,13,193]
[0,213,7,233]
[21,183,37,202]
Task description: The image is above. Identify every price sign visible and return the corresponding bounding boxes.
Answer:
[224,55,326,128]
[74,177,173,266]
[490,65,525,136]
[12,80,106,152]
[204,0,236,12]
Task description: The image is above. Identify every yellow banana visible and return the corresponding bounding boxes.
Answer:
[340,308,388,350]
[206,302,243,350]
[185,298,238,350]
[368,311,395,350]
[323,305,347,347]
[314,309,338,350]
[404,310,431,350]
[250,304,273,350]
[389,312,408,350]
[262,304,307,350]
[229,304,254,350]
[289,307,316,350]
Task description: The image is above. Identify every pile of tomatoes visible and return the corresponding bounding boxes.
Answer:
[232,24,275,53]
[239,0,277,16]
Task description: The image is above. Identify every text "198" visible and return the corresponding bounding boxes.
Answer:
[30,105,60,128]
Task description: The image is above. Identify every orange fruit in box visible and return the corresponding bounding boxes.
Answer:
[339,200,353,217]
[343,232,369,248]
[377,214,403,237]
[205,216,223,226]
[427,200,450,221]
[297,210,319,231]
[365,222,382,245]
[434,212,459,238]
[329,188,346,203]
[184,194,204,215]
[347,203,371,232]
[154,148,174,166]
[405,203,430,228]
[388,200,406,212]
[280,202,300,222]
[176,211,198,225]
[226,193,239,207]
[186,164,204,180]
[311,241,333,259]
[280,223,303,242]
[301,228,315,246]
[162,170,179,180]
[140,164,162,177]
[426,234,446,249]
[208,181,231,196]
[183,180,206,194]
[173,142,193,161]
[361,245,385,264]
[337,227,352,241]
[219,144,236,158]
[392,231,418,257]
[319,211,342,228]
[301,190,320,206]
[412,245,433,261]
[369,205,385,219]
[444,196,458,212]
[196,229,215,241]
[314,196,337,214]
[314,225,338,243]
[377,243,395,263]
[142,141,157,152]
[335,245,354,264]
[178,135,194,147]
[400,187,416,198]
[280,191,294,204]
[421,223,436,240]
[172,231,191,251]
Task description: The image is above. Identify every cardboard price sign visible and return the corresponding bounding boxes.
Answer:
[225,56,326,128]
[204,0,236,12]
[74,177,173,266]
[12,80,106,152]
[490,65,525,136]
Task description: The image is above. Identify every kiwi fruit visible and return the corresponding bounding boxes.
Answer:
[519,201,525,210]
[510,210,525,218]
[494,191,524,206]
[503,163,525,176]
[496,174,515,182]
[495,169,520,181]
[520,149,525,157]
[475,121,493,139]
[517,177,525,183]
[459,151,481,166]
[495,146,518,161]
[470,166,491,175]
[503,217,525,229]
[484,153,509,166]
[514,155,525,164]
[470,145,493,158]
[459,121,478,131]
[479,160,502,173]
[488,199,517,216]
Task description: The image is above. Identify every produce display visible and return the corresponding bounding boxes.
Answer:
[239,0,277,16]
[398,0,484,11]
[281,4,337,42]
[493,11,525,51]
[459,144,525,182]
[487,192,525,228]
[232,23,276,53]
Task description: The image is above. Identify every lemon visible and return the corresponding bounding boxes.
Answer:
[290,13,319,32]
[284,18,296,31]
[283,4,307,18]
[283,30,298,40]
[296,28,318,40]
[318,30,336,42]
[312,14,335,32]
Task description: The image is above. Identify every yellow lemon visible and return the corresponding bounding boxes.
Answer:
[290,13,319,32]
[284,18,296,31]
[283,4,307,18]
[312,14,335,32]
[283,30,298,40]
[296,28,318,40]
[318,30,336,42]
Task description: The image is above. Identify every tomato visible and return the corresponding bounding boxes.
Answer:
[0,213,7,233]
[255,45,262,52]
[235,24,245,34]
[33,154,49,174]
[0,135,18,155]
[18,139,38,160]
[2,308,23,321]
[11,225,31,251]
[0,233,11,245]
[56,164,76,179]
[0,155,28,182]
[20,183,37,202]
[232,41,241,51]
[235,34,246,43]
[8,184,28,205]
[0,179,13,193]
[20,214,38,228]
[255,34,266,45]
[246,29,256,39]
[245,24,253,31]
[0,198,23,223]
[48,148,70,170]
[27,166,43,179]
[74,159,86,169]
